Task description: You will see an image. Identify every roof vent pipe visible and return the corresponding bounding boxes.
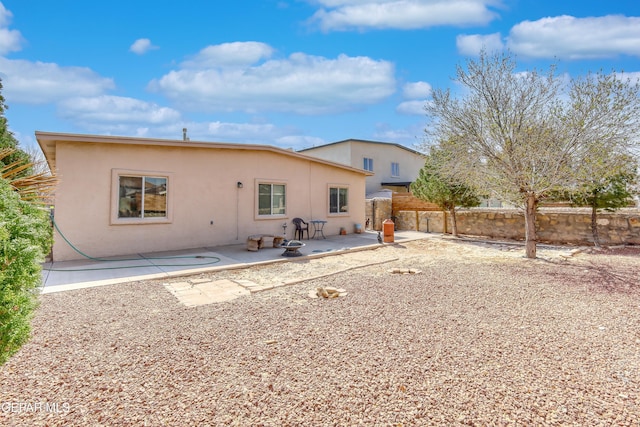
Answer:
[182,128,190,141]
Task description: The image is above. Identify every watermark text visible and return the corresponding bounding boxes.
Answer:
[1,401,70,414]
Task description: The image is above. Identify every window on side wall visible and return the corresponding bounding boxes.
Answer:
[363,157,373,171]
[329,186,348,215]
[391,162,400,177]
[112,170,172,224]
[258,182,286,217]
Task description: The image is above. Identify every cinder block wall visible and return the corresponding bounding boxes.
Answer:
[395,208,640,245]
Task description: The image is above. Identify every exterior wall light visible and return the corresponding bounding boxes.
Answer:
[237,181,243,188]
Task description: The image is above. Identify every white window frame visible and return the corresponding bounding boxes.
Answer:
[363,157,374,172]
[256,180,287,219]
[111,169,173,225]
[391,162,400,177]
[328,184,349,216]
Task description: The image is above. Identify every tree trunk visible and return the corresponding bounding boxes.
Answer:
[590,190,601,248]
[591,203,600,248]
[524,194,538,259]
[442,210,448,235]
[449,207,458,237]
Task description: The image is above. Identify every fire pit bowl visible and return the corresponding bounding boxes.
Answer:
[280,240,305,257]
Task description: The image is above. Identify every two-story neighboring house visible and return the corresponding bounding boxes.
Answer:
[299,139,426,196]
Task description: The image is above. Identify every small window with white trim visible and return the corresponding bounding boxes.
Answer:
[329,185,348,214]
[391,162,400,177]
[258,182,286,217]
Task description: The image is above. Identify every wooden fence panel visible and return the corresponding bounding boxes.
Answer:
[392,193,440,212]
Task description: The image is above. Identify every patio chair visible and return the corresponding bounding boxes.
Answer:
[292,218,309,240]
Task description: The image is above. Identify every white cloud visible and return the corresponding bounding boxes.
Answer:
[53,95,311,146]
[507,15,640,59]
[196,120,314,146]
[0,3,24,54]
[456,32,504,56]
[277,135,327,151]
[181,42,274,68]
[58,96,182,125]
[129,38,158,55]
[396,100,427,115]
[0,58,115,104]
[398,82,431,116]
[308,0,502,32]
[402,81,431,99]
[207,121,279,138]
[0,2,11,27]
[149,44,396,115]
[373,124,423,146]
[181,120,309,146]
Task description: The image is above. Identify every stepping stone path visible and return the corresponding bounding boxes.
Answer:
[165,278,352,306]
[163,278,266,306]
[163,253,401,306]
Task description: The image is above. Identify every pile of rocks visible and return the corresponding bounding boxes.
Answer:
[310,286,348,299]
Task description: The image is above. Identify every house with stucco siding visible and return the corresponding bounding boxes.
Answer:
[37,132,371,261]
[298,139,426,196]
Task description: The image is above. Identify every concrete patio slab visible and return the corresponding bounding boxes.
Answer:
[41,230,430,294]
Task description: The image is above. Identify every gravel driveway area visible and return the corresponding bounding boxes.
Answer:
[1,237,639,426]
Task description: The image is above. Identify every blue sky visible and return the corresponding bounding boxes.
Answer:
[1,1,639,153]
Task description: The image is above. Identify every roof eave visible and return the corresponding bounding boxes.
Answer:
[35,131,373,176]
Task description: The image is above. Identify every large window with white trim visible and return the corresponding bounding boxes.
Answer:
[118,175,167,219]
[111,169,172,224]
[329,186,348,214]
[258,182,286,216]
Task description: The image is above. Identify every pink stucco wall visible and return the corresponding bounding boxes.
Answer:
[45,136,367,261]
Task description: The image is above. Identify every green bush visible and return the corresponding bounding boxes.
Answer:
[0,177,52,365]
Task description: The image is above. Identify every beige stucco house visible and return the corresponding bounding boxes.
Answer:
[298,139,426,196]
[37,132,371,261]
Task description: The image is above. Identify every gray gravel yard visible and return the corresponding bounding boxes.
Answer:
[1,237,639,426]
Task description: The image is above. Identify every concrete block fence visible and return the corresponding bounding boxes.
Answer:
[391,208,640,246]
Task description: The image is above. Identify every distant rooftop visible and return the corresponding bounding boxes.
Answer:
[298,138,425,157]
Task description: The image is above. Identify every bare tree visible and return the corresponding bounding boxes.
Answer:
[425,51,640,258]
[23,144,52,177]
